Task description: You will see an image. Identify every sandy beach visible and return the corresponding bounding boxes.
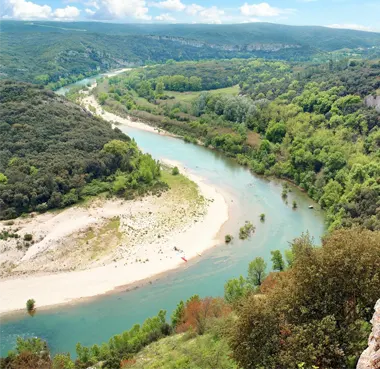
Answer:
[0,162,228,314]
[81,84,180,137]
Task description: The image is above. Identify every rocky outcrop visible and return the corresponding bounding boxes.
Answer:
[364,95,380,112]
[357,299,380,369]
[146,35,301,52]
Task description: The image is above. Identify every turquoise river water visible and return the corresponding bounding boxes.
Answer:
[0,116,326,356]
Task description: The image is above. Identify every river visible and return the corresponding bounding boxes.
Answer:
[0,87,326,356]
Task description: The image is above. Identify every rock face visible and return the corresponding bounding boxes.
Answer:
[364,95,380,112]
[357,299,380,369]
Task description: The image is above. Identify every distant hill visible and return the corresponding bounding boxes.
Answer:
[1,21,379,86]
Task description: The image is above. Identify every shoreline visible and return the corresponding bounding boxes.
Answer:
[0,163,229,316]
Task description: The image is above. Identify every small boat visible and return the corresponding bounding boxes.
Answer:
[181,256,188,262]
[308,205,314,209]
[196,252,202,257]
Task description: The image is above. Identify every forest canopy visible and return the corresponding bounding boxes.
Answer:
[0,81,162,219]
[98,58,380,231]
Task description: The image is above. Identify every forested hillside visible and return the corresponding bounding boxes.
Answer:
[0,81,162,219]
[1,20,380,89]
[97,58,380,231]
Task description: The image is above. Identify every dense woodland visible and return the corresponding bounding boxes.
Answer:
[0,81,163,219]
[1,21,380,89]
[98,58,380,231]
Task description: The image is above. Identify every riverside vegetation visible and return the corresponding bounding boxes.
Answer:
[1,22,380,369]
[1,228,380,368]
[95,58,380,231]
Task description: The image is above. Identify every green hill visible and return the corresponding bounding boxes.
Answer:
[0,81,162,219]
[1,21,380,88]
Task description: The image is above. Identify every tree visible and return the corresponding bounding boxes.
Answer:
[98,92,108,105]
[171,300,185,329]
[225,234,233,243]
[224,276,248,304]
[260,213,265,222]
[0,173,7,184]
[271,250,285,271]
[26,299,36,314]
[228,228,380,368]
[247,257,267,286]
[171,166,179,175]
[155,80,164,97]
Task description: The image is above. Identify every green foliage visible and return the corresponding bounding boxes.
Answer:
[129,332,237,369]
[224,234,233,243]
[247,257,267,286]
[23,234,33,241]
[270,250,285,271]
[171,300,185,329]
[239,221,255,239]
[0,173,7,184]
[14,337,47,355]
[171,166,180,175]
[26,299,35,313]
[260,213,265,221]
[228,228,380,368]
[103,58,380,230]
[224,275,249,304]
[52,353,75,369]
[0,82,165,219]
[74,310,170,368]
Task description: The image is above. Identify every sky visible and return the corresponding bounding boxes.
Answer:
[1,0,380,32]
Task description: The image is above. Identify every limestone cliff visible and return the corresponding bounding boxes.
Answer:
[357,299,380,369]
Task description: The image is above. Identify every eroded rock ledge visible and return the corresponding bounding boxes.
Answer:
[357,299,380,369]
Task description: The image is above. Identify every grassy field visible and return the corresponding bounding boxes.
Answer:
[129,333,235,369]
[161,166,201,204]
[166,85,240,102]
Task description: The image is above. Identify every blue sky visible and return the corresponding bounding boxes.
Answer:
[1,0,380,32]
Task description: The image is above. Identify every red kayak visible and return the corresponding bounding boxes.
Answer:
[181,256,188,262]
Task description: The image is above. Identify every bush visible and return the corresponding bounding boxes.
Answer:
[260,213,265,222]
[26,299,35,313]
[239,221,255,239]
[172,166,180,175]
[225,234,233,243]
[24,234,33,241]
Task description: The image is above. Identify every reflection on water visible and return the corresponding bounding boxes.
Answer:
[0,123,326,355]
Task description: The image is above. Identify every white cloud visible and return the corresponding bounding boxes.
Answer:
[85,8,95,15]
[198,6,224,24]
[94,0,151,20]
[151,0,185,11]
[2,0,80,20]
[327,23,374,32]
[85,0,100,9]
[53,5,80,19]
[240,2,292,17]
[4,0,52,19]
[186,3,204,15]
[155,12,175,21]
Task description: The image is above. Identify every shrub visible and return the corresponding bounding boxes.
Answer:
[24,234,33,241]
[26,299,35,313]
[239,221,255,239]
[172,166,180,175]
[293,200,298,209]
[225,234,233,243]
[260,213,265,222]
